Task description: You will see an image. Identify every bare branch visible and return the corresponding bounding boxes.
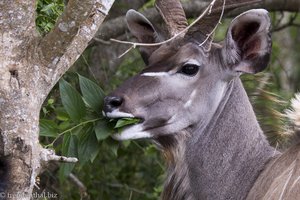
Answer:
[272,13,300,32]
[40,149,78,163]
[92,37,111,45]
[226,0,300,17]
[198,0,226,51]
[111,0,229,57]
[94,0,300,45]
[116,45,135,58]
[95,1,211,42]
[110,0,222,57]
[68,173,87,194]
[37,0,114,90]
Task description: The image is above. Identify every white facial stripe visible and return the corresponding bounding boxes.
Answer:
[184,59,201,66]
[111,124,151,140]
[105,109,134,118]
[184,100,192,108]
[141,59,200,78]
[141,72,170,77]
[168,114,177,124]
[184,89,197,108]
[212,82,228,108]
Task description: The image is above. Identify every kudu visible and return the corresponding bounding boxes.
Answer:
[103,0,300,199]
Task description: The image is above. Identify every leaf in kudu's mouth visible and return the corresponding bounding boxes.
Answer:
[113,118,141,129]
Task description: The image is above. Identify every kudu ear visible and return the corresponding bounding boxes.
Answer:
[126,9,160,64]
[223,9,272,74]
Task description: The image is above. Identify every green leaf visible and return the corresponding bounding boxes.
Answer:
[105,138,119,157]
[95,120,112,141]
[55,107,69,121]
[77,126,99,164]
[78,74,105,113]
[71,125,84,136]
[59,134,78,182]
[122,140,131,148]
[59,79,86,122]
[47,98,54,105]
[39,119,58,137]
[41,3,55,12]
[90,134,101,163]
[144,144,158,156]
[114,118,141,129]
[42,107,48,115]
[58,121,70,130]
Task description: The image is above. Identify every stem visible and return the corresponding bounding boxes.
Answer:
[45,118,102,148]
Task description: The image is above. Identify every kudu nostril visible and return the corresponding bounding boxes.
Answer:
[103,96,123,113]
[110,97,123,107]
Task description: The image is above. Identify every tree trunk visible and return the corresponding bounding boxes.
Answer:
[0,0,114,199]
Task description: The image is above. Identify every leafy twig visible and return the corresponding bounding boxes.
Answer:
[45,118,102,148]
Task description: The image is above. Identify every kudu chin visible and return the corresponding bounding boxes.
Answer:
[103,0,300,199]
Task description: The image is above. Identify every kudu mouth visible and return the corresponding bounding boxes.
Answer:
[103,110,144,124]
[102,108,148,140]
[102,107,175,141]
[102,109,135,119]
[103,109,179,141]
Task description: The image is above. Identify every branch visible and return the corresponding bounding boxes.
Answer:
[94,1,211,42]
[68,173,87,194]
[40,149,78,164]
[37,0,115,89]
[93,0,300,45]
[225,0,300,16]
[198,0,226,51]
[272,13,300,32]
[110,0,224,57]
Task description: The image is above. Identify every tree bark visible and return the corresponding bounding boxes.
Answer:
[0,0,114,199]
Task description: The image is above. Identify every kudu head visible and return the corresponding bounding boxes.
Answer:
[103,0,272,142]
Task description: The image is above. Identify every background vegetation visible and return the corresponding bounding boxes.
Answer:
[36,0,300,199]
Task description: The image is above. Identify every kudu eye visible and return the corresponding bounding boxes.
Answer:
[179,64,200,76]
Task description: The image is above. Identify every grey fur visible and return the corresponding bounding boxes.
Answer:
[153,79,278,200]
[184,78,277,199]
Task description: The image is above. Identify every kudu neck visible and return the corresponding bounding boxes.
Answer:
[161,78,278,200]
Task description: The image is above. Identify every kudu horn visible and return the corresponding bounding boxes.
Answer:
[155,0,188,37]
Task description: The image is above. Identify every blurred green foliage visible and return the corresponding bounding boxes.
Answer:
[36,0,64,35]
[37,0,300,199]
